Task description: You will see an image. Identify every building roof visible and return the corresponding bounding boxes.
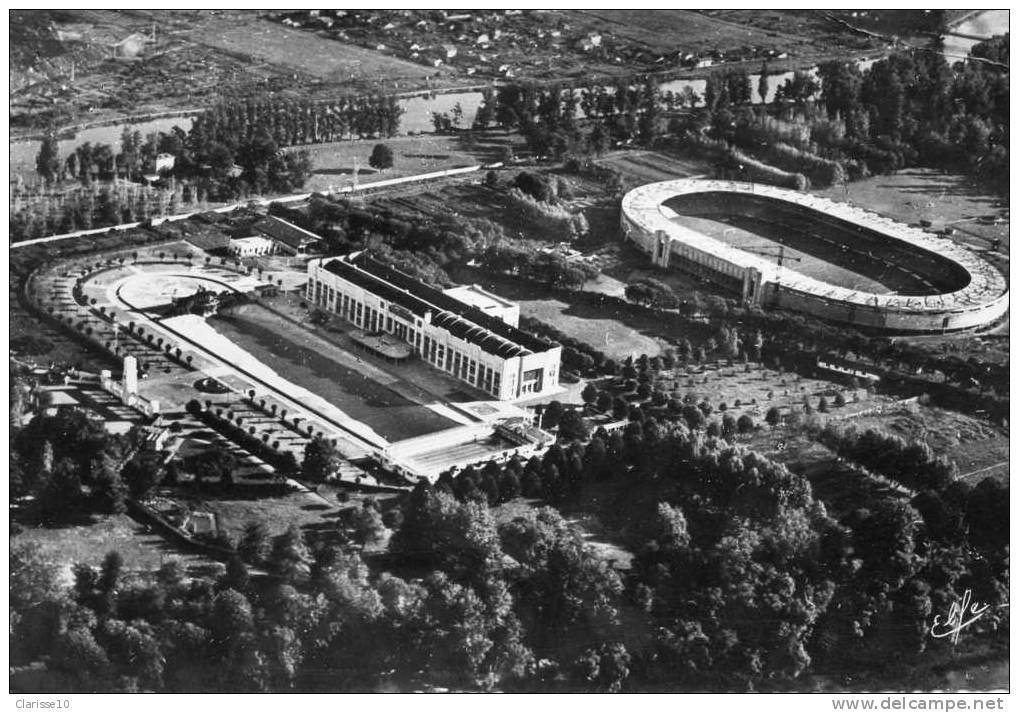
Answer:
[253,215,320,250]
[443,284,515,314]
[229,236,274,247]
[323,254,554,359]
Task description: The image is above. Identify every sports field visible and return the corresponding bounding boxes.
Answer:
[208,304,456,442]
[669,213,937,294]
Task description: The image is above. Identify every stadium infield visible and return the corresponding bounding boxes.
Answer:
[668,213,925,294]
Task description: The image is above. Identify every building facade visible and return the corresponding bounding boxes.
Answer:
[228,236,276,258]
[307,253,562,401]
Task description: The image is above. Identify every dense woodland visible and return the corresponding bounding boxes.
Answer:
[490,39,1008,191]
[11,395,1009,691]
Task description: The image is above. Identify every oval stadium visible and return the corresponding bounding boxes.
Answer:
[620,179,1008,332]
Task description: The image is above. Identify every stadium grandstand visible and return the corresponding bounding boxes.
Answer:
[621,179,1008,332]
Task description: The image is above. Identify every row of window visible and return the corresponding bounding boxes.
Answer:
[313,278,504,397]
[422,334,502,396]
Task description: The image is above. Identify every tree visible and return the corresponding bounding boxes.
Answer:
[571,643,632,692]
[121,456,161,500]
[581,383,599,404]
[541,401,565,430]
[237,520,271,564]
[369,144,394,171]
[222,555,250,591]
[757,62,770,106]
[765,406,781,426]
[776,70,821,107]
[721,414,737,440]
[588,120,610,156]
[36,131,62,183]
[391,487,505,588]
[302,437,342,481]
[268,525,312,583]
[736,414,755,434]
[558,410,591,442]
[186,449,236,485]
[347,503,388,545]
[500,507,623,650]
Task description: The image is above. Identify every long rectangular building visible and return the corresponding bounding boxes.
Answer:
[307,253,562,401]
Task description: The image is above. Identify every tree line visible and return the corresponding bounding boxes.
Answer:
[17,93,407,242]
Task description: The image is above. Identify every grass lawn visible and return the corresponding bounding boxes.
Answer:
[190,489,341,543]
[12,514,221,584]
[596,150,710,187]
[450,267,668,360]
[298,134,501,193]
[814,168,1009,260]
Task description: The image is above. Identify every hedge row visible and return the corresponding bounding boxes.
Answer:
[186,400,300,476]
[756,142,847,187]
[660,134,807,190]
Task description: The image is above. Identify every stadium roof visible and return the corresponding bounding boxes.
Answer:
[621,179,1008,315]
[322,253,554,359]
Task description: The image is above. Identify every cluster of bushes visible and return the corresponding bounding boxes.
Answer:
[275,194,509,269]
[10,334,54,356]
[756,141,848,187]
[365,244,453,288]
[662,133,807,190]
[185,400,299,477]
[504,187,588,240]
[475,244,596,291]
[817,423,957,492]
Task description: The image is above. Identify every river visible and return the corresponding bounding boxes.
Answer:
[10,10,1007,182]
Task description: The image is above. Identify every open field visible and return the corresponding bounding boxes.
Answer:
[188,490,339,544]
[814,169,1009,267]
[571,10,878,60]
[298,134,494,194]
[182,11,437,87]
[450,267,668,360]
[596,150,710,187]
[10,9,461,131]
[12,514,221,584]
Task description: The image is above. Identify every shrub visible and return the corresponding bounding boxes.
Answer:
[737,414,755,434]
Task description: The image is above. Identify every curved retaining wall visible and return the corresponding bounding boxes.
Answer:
[621,179,1009,332]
